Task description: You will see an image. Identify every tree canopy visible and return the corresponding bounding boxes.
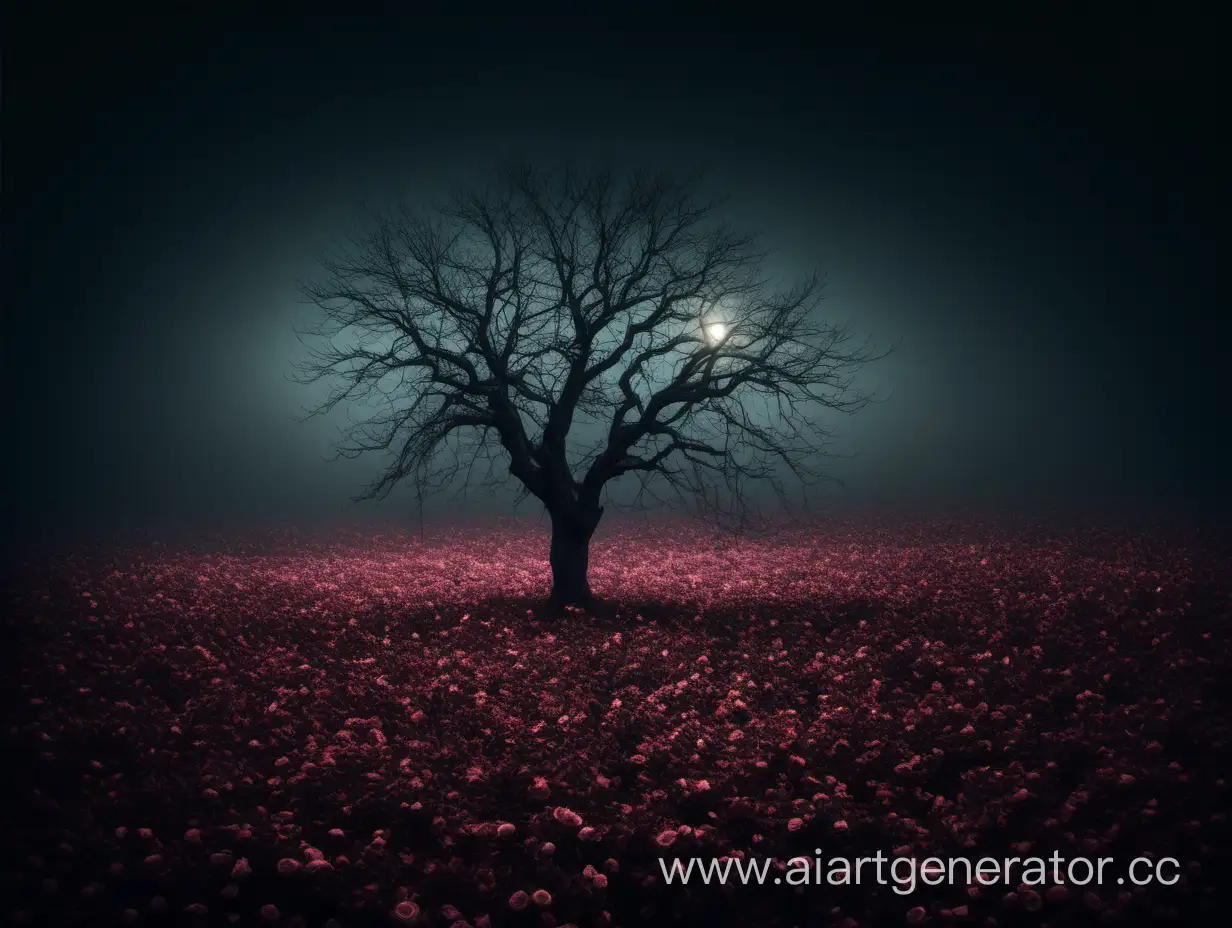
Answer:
[297,166,879,535]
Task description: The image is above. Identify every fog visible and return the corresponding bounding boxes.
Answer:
[5,13,1226,554]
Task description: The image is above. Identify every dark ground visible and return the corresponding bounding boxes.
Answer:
[3,518,1230,927]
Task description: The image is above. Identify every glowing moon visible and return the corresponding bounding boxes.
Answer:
[704,321,728,345]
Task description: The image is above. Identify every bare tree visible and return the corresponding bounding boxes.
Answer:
[297,166,879,607]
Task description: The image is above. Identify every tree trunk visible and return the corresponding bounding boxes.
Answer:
[548,506,601,608]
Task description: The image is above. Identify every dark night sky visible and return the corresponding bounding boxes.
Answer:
[3,6,1228,549]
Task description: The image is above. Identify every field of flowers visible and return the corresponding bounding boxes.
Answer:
[3,518,1230,926]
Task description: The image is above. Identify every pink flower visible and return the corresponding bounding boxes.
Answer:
[497,823,516,838]
[276,858,301,875]
[532,890,552,906]
[393,901,420,923]
[553,807,583,827]
[654,829,677,848]
[508,891,529,911]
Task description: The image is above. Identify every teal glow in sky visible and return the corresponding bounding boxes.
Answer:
[4,10,1225,546]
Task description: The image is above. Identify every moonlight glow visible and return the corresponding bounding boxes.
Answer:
[704,321,728,345]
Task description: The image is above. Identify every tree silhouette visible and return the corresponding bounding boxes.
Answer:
[297,167,879,606]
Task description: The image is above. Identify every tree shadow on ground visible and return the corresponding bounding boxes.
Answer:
[475,589,886,635]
